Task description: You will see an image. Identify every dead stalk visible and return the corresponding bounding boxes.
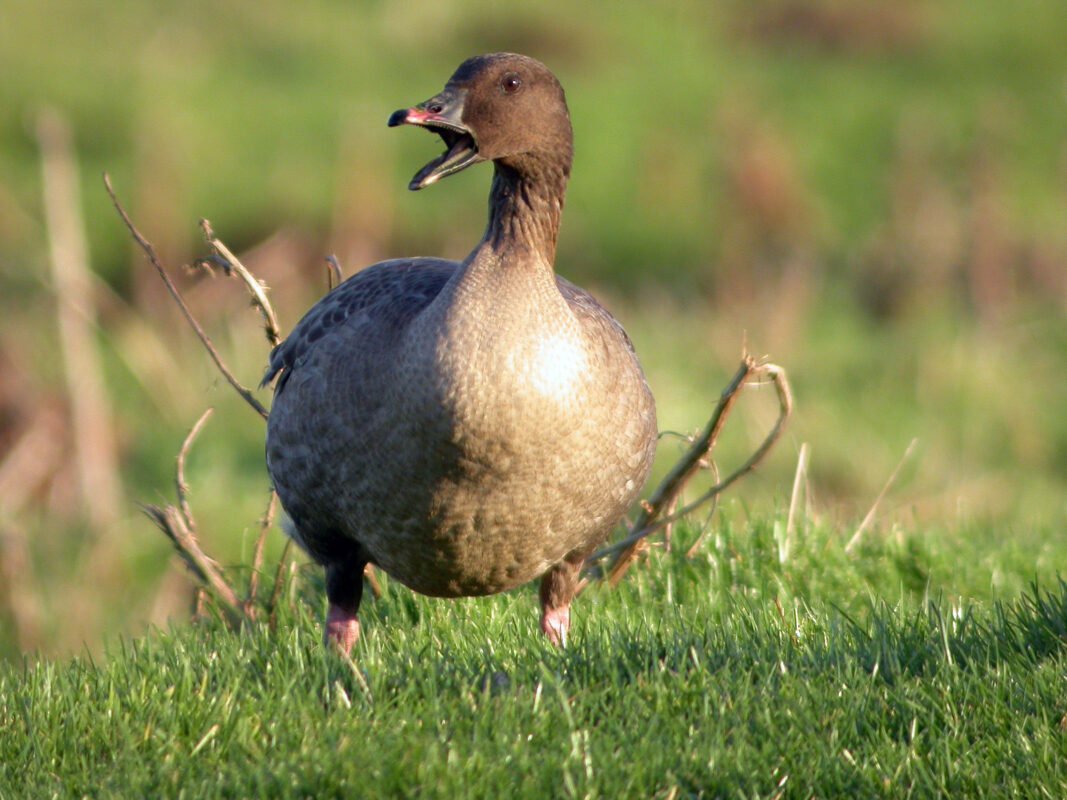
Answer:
[325,255,343,291]
[267,539,293,630]
[142,502,244,626]
[364,565,383,600]
[845,437,918,555]
[245,490,278,616]
[588,356,792,588]
[662,494,679,551]
[199,219,283,348]
[176,408,214,534]
[103,173,270,420]
[143,409,244,625]
[106,184,313,626]
[782,442,811,563]
[683,457,720,559]
[40,111,123,530]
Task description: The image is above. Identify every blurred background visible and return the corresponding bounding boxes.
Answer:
[1,0,1065,659]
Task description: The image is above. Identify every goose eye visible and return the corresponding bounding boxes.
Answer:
[501,73,522,94]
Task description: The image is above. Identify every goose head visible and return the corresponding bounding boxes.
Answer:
[388,53,573,191]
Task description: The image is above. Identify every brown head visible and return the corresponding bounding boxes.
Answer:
[388,53,574,191]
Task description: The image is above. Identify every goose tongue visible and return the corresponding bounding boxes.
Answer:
[388,97,482,190]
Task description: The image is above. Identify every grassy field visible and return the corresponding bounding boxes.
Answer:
[1,1,1065,656]
[3,514,1066,797]
[1,1,1066,795]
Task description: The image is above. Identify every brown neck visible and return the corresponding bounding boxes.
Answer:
[478,155,571,266]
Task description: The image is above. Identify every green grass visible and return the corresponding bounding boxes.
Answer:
[3,513,1066,798]
[2,6,1066,789]
[2,0,1066,657]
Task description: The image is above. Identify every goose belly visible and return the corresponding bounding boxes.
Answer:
[268,311,656,599]
[360,342,653,597]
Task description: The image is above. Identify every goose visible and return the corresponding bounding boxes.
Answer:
[263,53,657,653]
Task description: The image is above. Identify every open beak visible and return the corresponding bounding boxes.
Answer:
[388,89,482,191]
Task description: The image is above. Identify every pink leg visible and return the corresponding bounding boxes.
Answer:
[540,605,571,647]
[539,555,584,648]
[325,603,361,654]
[324,558,366,655]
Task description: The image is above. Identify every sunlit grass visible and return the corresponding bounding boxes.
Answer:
[1,0,1065,667]
[3,513,1066,797]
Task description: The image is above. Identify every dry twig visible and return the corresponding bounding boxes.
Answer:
[325,255,343,291]
[104,183,317,625]
[175,408,214,535]
[142,408,244,625]
[586,355,793,588]
[245,490,278,617]
[364,564,383,600]
[198,219,283,348]
[103,173,270,420]
[683,458,720,559]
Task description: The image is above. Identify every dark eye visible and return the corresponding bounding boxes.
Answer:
[501,73,522,94]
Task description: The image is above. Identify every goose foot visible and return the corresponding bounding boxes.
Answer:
[540,605,571,647]
[325,604,361,654]
[539,555,585,648]
[323,554,368,655]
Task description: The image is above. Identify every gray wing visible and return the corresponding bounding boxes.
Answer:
[264,260,642,395]
[263,258,458,392]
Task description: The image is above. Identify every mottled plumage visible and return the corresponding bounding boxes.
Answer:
[264,53,657,651]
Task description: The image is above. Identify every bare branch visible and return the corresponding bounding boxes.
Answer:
[103,173,269,420]
[142,503,243,626]
[176,408,214,533]
[597,357,754,583]
[660,363,792,527]
[588,357,793,588]
[199,219,283,348]
[683,457,720,559]
[105,182,299,630]
[142,408,243,625]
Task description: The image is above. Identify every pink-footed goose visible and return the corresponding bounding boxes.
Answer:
[264,53,657,652]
